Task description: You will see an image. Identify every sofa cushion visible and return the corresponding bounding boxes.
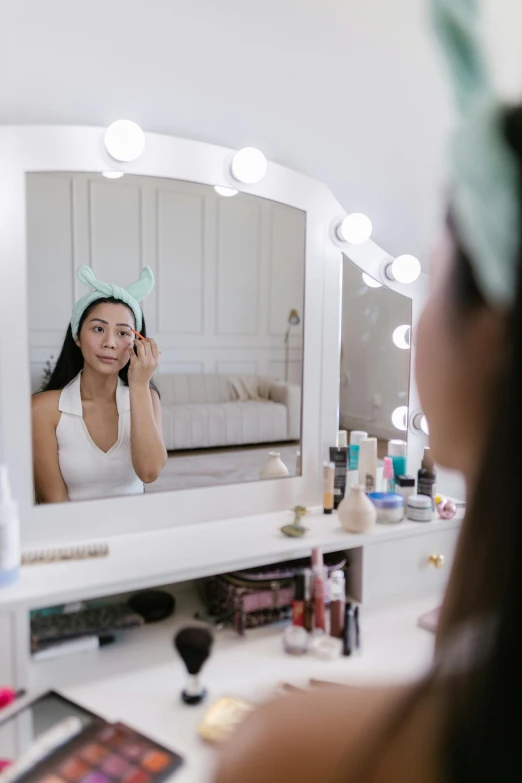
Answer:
[161,401,288,450]
[155,374,232,405]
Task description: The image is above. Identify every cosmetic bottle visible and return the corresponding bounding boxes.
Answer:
[312,549,326,632]
[418,447,437,505]
[343,603,356,657]
[329,432,349,509]
[388,440,407,478]
[323,462,335,514]
[395,475,416,502]
[358,437,378,493]
[303,569,314,632]
[329,571,345,639]
[349,431,368,471]
[0,465,20,587]
[292,574,305,628]
[383,457,395,493]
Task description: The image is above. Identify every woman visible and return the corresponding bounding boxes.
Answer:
[32,265,167,502]
[215,1,522,781]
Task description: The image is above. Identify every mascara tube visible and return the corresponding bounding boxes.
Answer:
[343,603,356,657]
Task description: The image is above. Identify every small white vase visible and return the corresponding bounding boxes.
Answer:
[260,452,290,480]
[338,485,377,533]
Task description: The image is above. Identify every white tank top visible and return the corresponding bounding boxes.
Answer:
[56,371,144,501]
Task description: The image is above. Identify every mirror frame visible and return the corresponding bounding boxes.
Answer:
[0,126,426,547]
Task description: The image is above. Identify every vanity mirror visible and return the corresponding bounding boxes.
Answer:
[0,125,427,546]
[340,256,412,453]
[27,172,305,500]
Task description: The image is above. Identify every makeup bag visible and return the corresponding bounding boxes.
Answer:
[202,552,347,635]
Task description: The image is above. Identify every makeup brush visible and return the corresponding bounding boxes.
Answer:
[174,627,214,705]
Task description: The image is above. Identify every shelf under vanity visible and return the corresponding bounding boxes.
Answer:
[0,506,462,697]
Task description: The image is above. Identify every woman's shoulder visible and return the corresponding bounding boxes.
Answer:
[32,390,62,425]
[214,683,440,783]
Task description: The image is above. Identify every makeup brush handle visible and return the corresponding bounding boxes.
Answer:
[185,675,201,697]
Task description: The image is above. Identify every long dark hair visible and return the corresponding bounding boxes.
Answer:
[39,297,160,397]
[433,106,522,780]
[342,107,522,781]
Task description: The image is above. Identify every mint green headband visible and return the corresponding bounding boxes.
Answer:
[432,0,519,307]
[71,265,154,338]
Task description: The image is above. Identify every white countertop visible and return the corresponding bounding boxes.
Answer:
[32,590,440,783]
[2,508,461,610]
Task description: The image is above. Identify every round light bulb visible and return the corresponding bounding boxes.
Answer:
[102,170,124,179]
[421,415,429,435]
[104,120,146,162]
[362,272,382,289]
[337,213,372,244]
[214,185,239,197]
[392,406,409,431]
[392,325,411,350]
[391,255,421,284]
[231,147,268,184]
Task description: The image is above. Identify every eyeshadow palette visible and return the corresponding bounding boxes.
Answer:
[0,692,183,783]
[24,722,183,783]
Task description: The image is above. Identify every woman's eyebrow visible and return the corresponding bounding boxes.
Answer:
[89,318,133,329]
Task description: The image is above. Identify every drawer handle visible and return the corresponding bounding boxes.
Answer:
[429,554,445,569]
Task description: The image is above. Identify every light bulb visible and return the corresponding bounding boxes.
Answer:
[214,185,238,197]
[420,415,429,435]
[231,147,267,184]
[337,213,373,244]
[362,272,382,289]
[390,255,421,284]
[102,171,124,179]
[392,406,409,431]
[392,325,411,350]
[104,120,146,162]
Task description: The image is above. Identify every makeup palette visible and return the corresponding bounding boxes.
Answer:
[0,692,183,783]
[28,722,182,783]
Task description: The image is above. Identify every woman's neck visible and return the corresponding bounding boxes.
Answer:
[80,365,119,403]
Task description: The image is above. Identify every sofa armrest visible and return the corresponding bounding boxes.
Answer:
[268,382,301,440]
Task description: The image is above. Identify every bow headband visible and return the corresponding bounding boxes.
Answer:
[432,0,519,306]
[71,265,154,338]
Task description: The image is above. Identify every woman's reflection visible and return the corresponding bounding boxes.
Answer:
[31,265,167,503]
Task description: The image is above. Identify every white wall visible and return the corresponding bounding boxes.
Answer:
[27,173,304,392]
[1,1,521,265]
[340,257,411,441]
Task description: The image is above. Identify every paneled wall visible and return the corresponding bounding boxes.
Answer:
[27,173,305,392]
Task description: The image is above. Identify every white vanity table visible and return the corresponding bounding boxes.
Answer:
[0,507,459,782]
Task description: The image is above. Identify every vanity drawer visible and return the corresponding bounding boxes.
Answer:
[363,527,460,603]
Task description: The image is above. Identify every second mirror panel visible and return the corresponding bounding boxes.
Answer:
[28,173,305,501]
[340,256,411,459]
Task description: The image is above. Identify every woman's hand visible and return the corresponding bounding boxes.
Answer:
[127,337,160,388]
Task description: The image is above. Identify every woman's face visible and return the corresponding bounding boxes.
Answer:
[75,302,135,375]
[415,231,504,481]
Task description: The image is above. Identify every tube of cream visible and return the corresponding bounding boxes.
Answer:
[323,462,335,514]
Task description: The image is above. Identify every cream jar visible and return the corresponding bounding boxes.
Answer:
[407,494,433,522]
[368,493,404,524]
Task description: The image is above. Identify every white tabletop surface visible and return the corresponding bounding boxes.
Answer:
[3,508,461,611]
[44,590,440,783]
